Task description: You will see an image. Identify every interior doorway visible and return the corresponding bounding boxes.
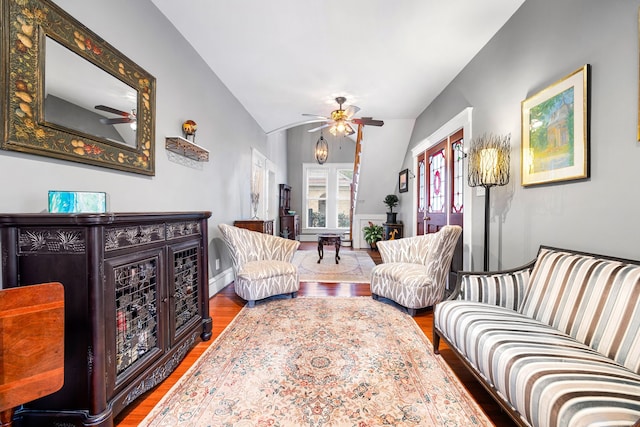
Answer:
[410,107,474,272]
[415,129,464,278]
[251,148,277,227]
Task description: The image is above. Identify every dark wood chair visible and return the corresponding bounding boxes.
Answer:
[0,282,65,427]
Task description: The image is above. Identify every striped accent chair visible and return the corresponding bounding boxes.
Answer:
[219,224,300,307]
[370,225,462,316]
[434,246,640,427]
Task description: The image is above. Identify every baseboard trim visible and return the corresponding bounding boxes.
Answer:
[209,268,234,297]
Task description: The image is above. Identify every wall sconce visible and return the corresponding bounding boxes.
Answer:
[182,119,197,142]
[315,133,328,164]
[467,133,510,270]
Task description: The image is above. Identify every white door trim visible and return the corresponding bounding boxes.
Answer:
[410,107,474,270]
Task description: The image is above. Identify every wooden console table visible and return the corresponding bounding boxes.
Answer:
[317,234,341,264]
[234,219,274,235]
[0,282,65,427]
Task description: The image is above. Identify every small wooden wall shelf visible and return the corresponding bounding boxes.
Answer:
[165,136,209,161]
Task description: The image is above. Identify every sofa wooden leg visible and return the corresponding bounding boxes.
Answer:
[433,332,441,354]
[371,293,379,300]
[291,291,298,298]
[407,308,417,317]
[247,300,255,308]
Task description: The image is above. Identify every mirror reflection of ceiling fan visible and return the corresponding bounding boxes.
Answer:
[95,105,136,126]
[303,96,384,136]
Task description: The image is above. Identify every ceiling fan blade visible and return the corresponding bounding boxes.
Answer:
[100,117,134,125]
[95,105,129,117]
[344,105,361,118]
[266,118,328,135]
[307,123,330,133]
[351,117,384,127]
[302,113,330,120]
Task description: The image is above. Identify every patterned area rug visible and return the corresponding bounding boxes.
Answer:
[140,297,492,426]
[291,250,375,283]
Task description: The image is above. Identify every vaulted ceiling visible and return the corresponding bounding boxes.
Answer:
[150,0,525,135]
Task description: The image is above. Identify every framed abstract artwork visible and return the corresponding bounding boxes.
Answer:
[398,169,409,193]
[521,64,590,186]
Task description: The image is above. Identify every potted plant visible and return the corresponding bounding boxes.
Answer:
[383,194,399,224]
[363,221,384,250]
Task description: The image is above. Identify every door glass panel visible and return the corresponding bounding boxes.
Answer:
[428,149,445,213]
[173,246,199,335]
[418,158,426,212]
[115,258,159,376]
[452,140,464,213]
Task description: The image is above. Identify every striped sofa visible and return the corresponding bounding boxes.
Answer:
[433,246,640,427]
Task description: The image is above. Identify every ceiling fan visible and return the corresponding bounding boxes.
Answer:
[95,105,136,126]
[303,97,384,136]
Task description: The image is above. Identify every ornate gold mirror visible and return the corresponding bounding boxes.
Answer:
[1,0,156,175]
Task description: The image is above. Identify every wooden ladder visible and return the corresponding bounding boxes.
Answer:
[348,124,364,245]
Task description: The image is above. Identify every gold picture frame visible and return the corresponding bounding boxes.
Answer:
[1,0,156,175]
[521,64,589,187]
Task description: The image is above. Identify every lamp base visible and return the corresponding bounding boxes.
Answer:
[483,186,490,271]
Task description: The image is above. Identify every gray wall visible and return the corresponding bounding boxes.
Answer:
[0,0,287,281]
[402,0,640,269]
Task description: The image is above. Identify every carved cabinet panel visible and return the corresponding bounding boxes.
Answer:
[0,212,212,427]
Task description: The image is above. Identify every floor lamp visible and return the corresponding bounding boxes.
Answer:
[467,134,510,271]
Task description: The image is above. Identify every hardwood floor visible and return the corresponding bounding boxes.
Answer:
[115,243,515,426]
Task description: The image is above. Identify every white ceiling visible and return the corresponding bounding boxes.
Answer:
[150,0,525,135]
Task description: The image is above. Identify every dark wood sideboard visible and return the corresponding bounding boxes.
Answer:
[0,212,212,427]
[234,219,274,235]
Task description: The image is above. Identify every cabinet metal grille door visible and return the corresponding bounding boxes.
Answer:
[173,246,200,334]
[114,258,159,375]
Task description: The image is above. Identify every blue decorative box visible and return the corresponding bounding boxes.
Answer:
[48,191,107,213]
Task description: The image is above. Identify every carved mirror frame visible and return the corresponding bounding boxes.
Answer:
[1,0,156,175]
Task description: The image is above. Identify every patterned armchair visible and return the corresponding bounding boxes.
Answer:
[370,225,462,316]
[219,224,300,307]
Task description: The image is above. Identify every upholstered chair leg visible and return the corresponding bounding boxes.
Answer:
[433,332,441,354]
[407,308,417,317]
[248,300,255,308]
[291,291,298,298]
[371,293,379,300]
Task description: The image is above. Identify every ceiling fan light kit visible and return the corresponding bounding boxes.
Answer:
[304,97,384,136]
[329,120,355,136]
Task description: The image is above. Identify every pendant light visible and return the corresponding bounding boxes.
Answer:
[315,132,328,164]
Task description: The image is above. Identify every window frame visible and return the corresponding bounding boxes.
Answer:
[302,162,352,233]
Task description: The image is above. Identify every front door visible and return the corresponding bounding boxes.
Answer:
[416,129,464,285]
[424,142,447,234]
